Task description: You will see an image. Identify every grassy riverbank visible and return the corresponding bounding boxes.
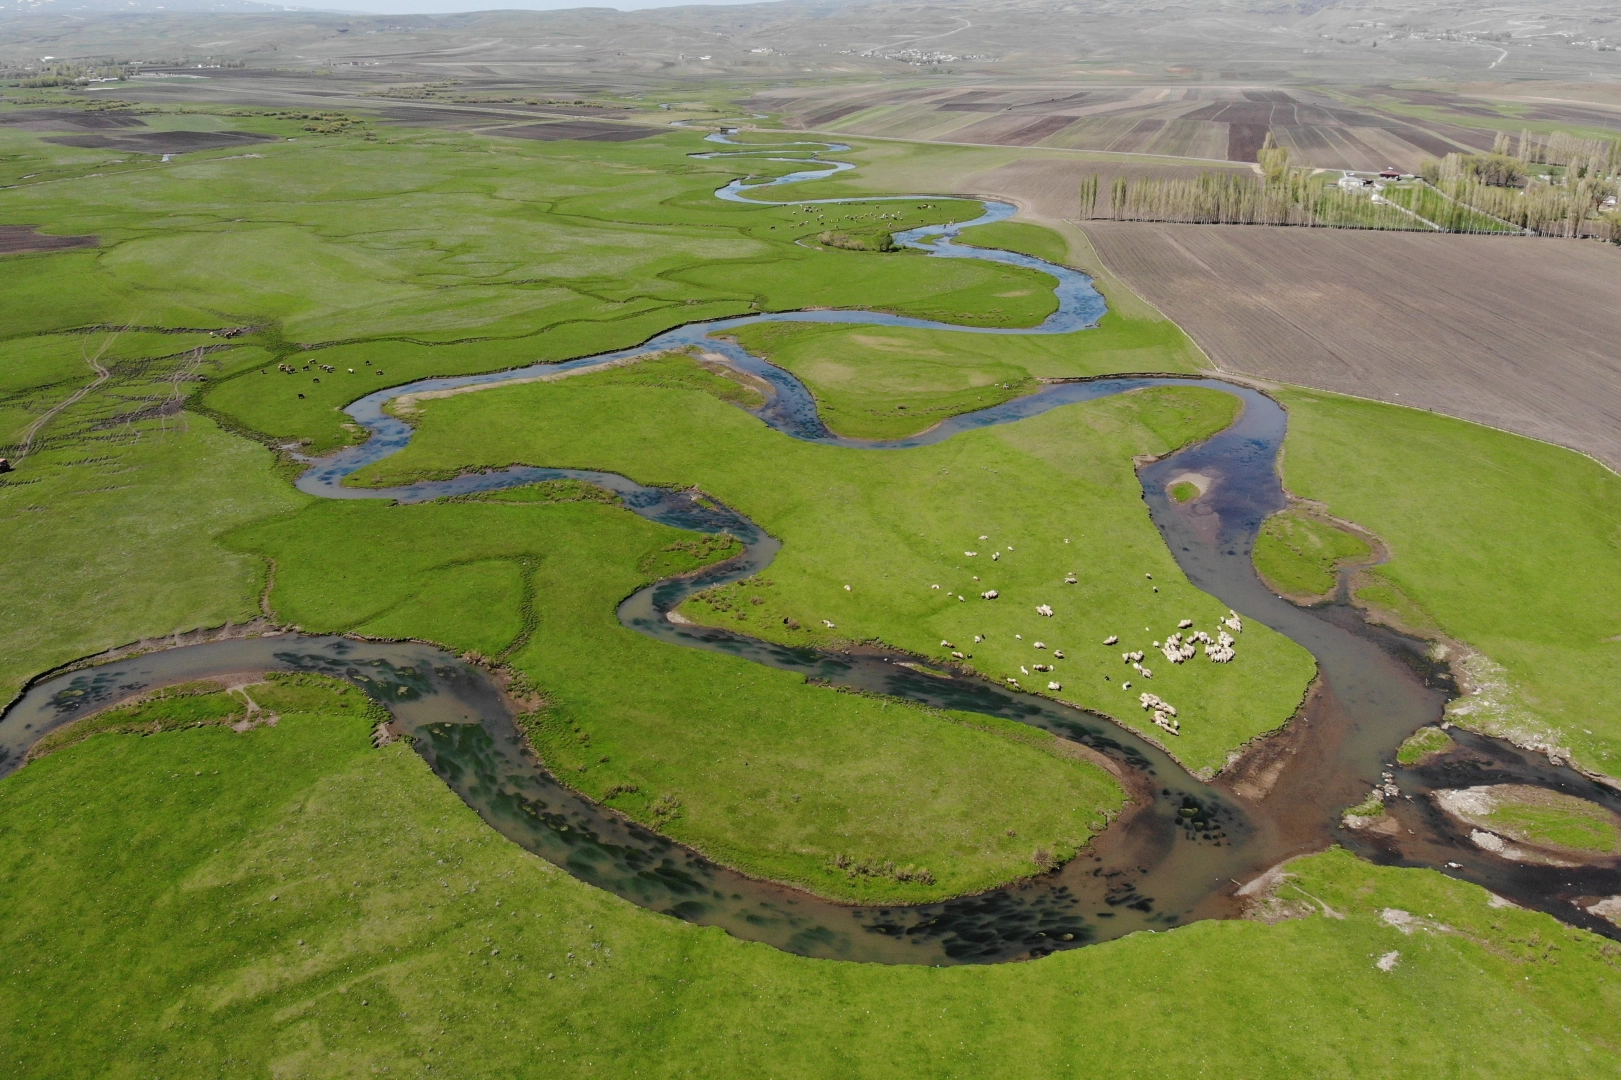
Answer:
[345,359,1316,774]
[3,710,1618,1078]
[726,302,1206,440]
[1276,388,1621,777]
[1252,508,1372,598]
[0,119,1076,703]
[227,496,1125,903]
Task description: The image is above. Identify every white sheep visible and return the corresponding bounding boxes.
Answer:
[991,552,1000,561]
[1047,681,1062,691]
[1178,619,1193,629]
[940,640,954,648]
[1033,641,1046,649]
[1065,574,1078,584]
[1103,635,1118,645]
[1036,604,1054,617]
[1053,650,1065,659]
[822,620,836,628]
[981,590,998,599]
[965,551,978,557]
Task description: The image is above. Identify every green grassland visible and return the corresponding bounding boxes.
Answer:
[3,707,1619,1078]
[226,496,1125,903]
[0,331,305,707]
[957,220,1073,265]
[0,114,1103,700]
[1276,388,1621,776]
[1480,792,1621,855]
[26,671,388,761]
[9,98,1621,1077]
[1252,508,1373,598]
[724,300,1206,440]
[342,358,1317,774]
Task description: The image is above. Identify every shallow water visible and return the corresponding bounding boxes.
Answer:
[4,136,1616,961]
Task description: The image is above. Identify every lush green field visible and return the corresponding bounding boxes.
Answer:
[341,357,1316,773]
[726,300,1206,440]
[3,709,1618,1078]
[10,96,1621,1078]
[0,330,305,706]
[956,220,1074,265]
[1252,508,1372,598]
[226,493,1125,903]
[0,110,1081,698]
[1276,388,1621,777]
[1480,791,1621,855]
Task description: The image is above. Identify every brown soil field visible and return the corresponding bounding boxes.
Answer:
[751,82,1507,170]
[495,121,659,142]
[43,130,277,155]
[0,226,99,255]
[1080,221,1621,470]
[0,108,148,131]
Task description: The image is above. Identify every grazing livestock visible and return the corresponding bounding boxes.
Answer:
[1054,650,1065,659]
[1047,681,1062,691]
[991,552,1000,561]
[1065,574,1078,584]
[1178,619,1193,629]
[1103,635,1118,645]
[1033,641,1046,649]
[981,590,999,599]
[1036,604,1054,617]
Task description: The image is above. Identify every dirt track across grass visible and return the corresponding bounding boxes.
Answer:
[1080,222,1621,470]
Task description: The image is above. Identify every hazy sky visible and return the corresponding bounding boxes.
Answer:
[321,0,778,12]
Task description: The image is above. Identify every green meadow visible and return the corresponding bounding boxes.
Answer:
[342,356,1317,773]
[226,495,1125,902]
[1276,388,1621,776]
[1252,508,1372,598]
[2,707,1618,1078]
[3,96,1621,1077]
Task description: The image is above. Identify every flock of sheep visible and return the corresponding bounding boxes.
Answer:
[913,542,1248,739]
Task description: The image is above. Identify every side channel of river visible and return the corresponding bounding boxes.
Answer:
[3,136,1616,962]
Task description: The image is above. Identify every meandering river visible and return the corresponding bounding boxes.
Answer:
[3,135,1617,961]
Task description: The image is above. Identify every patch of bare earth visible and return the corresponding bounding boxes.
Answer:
[1079,221,1621,471]
[0,225,98,254]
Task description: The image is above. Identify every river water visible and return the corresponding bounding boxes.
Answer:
[3,136,1616,961]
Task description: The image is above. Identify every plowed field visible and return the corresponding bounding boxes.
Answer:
[1082,222,1621,469]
